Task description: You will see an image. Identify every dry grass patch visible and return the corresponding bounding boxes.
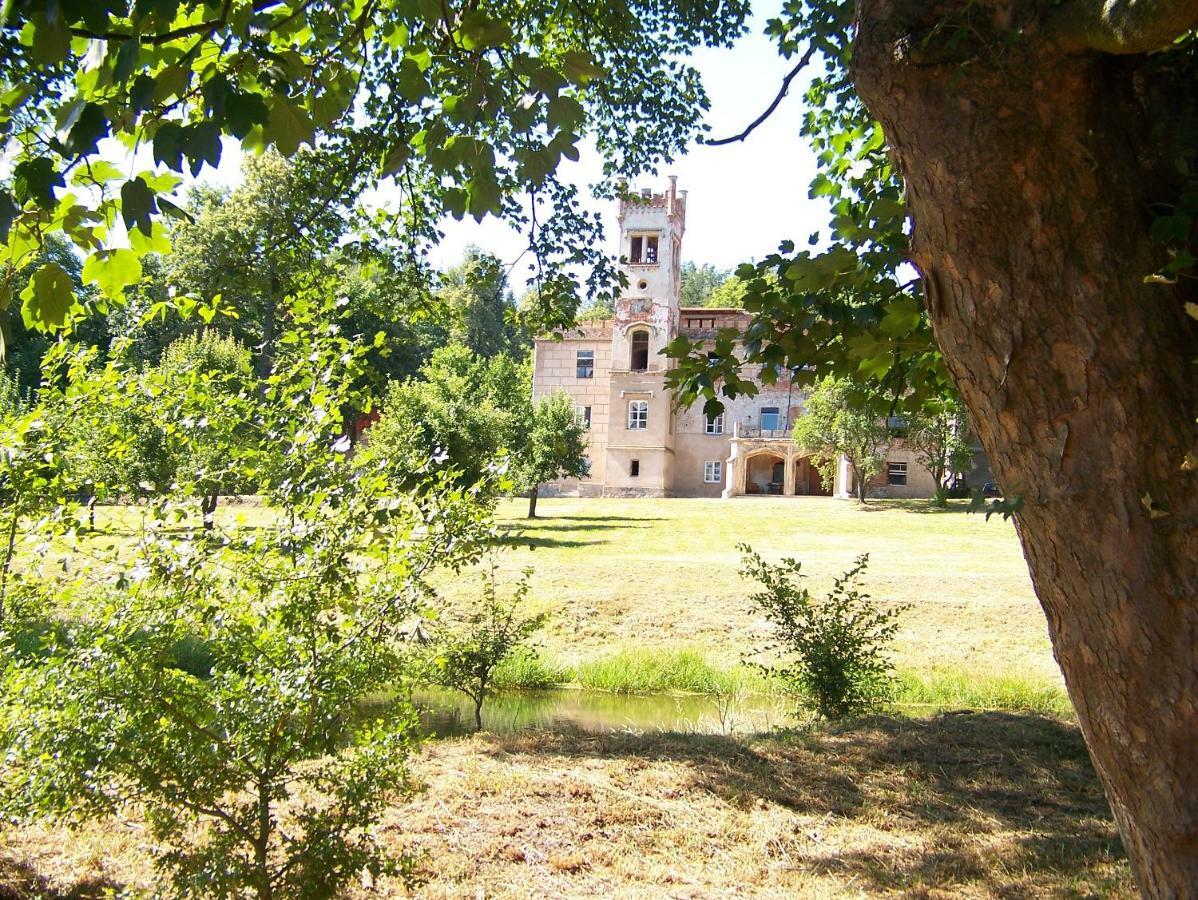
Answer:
[388,713,1131,898]
[0,713,1130,898]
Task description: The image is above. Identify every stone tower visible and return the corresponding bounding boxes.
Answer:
[602,177,687,496]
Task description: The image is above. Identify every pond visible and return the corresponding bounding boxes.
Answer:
[409,687,796,738]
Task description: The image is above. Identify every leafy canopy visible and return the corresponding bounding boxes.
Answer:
[1,0,750,345]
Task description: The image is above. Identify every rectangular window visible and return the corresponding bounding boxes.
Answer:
[575,405,591,428]
[704,460,722,483]
[630,459,640,477]
[888,461,908,485]
[576,350,594,379]
[627,400,648,430]
[629,234,659,264]
[705,412,724,435]
[887,415,908,437]
[760,406,781,433]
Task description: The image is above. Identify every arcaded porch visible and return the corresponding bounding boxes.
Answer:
[722,437,836,498]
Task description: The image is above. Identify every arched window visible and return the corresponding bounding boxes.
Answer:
[630,329,650,371]
[628,400,648,430]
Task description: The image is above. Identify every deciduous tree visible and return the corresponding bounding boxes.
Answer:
[792,377,888,502]
[670,2,1198,889]
[515,391,590,518]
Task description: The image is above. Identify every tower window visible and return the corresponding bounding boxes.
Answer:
[629,234,659,264]
[628,400,648,430]
[705,412,724,435]
[630,459,640,477]
[576,350,594,379]
[630,329,649,371]
[760,406,781,433]
[704,460,722,483]
[575,406,591,428]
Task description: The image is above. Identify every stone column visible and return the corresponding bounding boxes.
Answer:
[783,447,796,496]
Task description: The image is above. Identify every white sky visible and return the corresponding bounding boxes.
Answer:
[425,4,829,283]
[177,3,829,288]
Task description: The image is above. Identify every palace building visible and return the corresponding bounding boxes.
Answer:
[530,179,943,499]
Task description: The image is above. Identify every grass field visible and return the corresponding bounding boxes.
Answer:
[442,496,1061,689]
[2,497,1133,897]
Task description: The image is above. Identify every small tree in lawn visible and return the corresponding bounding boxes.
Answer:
[740,544,907,721]
[156,331,257,528]
[903,394,974,505]
[515,391,589,518]
[425,566,547,730]
[792,377,889,503]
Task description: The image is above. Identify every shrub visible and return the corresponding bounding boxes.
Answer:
[423,566,548,729]
[740,545,908,720]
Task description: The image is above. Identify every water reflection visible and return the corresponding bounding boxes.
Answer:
[411,687,794,738]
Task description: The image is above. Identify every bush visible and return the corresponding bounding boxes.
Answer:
[740,545,908,720]
[423,566,548,729]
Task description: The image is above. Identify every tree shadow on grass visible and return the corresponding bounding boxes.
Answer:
[0,854,123,900]
[496,535,608,550]
[478,711,1129,895]
[537,514,665,523]
[856,498,972,514]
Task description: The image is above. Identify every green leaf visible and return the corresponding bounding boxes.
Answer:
[547,95,584,132]
[224,91,269,139]
[380,143,411,178]
[457,11,513,50]
[20,263,77,330]
[13,158,64,208]
[560,51,605,85]
[183,120,222,176]
[467,174,502,221]
[31,11,70,64]
[121,177,158,236]
[153,122,186,170]
[129,221,171,255]
[82,249,143,299]
[264,98,314,156]
[879,298,921,337]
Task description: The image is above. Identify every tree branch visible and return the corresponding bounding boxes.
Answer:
[704,43,817,146]
[1046,0,1198,54]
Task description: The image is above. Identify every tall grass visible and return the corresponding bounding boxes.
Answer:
[479,646,1073,718]
[894,667,1072,717]
[490,651,572,690]
[574,648,767,695]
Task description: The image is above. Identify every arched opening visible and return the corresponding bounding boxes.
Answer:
[630,329,650,371]
[794,456,832,496]
[745,452,785,495]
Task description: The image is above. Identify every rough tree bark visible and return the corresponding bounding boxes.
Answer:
[852,1,1198,892]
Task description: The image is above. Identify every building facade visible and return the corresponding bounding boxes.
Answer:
[531,179,943,500]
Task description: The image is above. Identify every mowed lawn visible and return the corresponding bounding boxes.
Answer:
[441,496,1060,686]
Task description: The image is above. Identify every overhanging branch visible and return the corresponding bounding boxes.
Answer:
[1046,0,1198,54]
[704,43,817,146]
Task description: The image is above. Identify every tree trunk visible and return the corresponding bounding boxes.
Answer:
[256,271,278,381]
[201,492,219,531]
[528,484,539,518]
[852,2,1198,891]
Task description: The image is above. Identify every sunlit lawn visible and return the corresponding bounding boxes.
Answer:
[439,496,1059,686]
